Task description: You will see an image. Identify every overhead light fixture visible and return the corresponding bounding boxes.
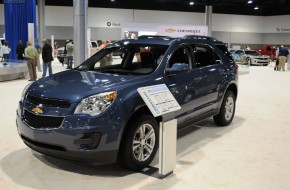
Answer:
[247,0,253,4]
[254,6,259,10]
[189,1,194,6]
[110,0,115,2]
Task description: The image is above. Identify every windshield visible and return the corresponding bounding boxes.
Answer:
[245,51,260,56]
[77,44,168,75]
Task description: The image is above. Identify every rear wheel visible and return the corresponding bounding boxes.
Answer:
[214,91,236,126]
[118,114,158,171]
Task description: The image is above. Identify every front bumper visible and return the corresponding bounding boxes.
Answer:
[16,102,121,164]
[251,58,270,65]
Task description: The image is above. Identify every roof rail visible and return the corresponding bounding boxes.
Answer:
[183,35,218,41]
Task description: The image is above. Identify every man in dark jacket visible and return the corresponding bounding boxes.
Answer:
[16,40,25,61]
[41,39,54,78]
[278,45,289,71]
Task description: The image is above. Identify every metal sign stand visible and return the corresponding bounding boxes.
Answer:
[159,115,177,178]
[137,84,180,179]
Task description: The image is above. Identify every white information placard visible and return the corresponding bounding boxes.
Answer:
[137,84,181,117]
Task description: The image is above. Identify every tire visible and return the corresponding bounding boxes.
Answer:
[214,90,236,126]
[118,114,158,171]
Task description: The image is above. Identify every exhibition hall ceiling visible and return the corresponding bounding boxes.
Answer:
[43,0,290,16]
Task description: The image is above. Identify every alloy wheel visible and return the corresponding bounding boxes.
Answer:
[132,123,156,162]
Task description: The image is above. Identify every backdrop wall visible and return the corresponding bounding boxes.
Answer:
[1,5,290,47]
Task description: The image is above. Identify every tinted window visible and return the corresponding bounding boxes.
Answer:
[244,50,260,56]
[91,42,98,48]
[168,46,192,69]
[216,44,234,61]
[192,45,216,68]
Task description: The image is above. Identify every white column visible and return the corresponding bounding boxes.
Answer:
[205,5,213,37]
[37,0,45,42]
[28,23,35,46]
[73,0,88,67]
[51,35,54,57]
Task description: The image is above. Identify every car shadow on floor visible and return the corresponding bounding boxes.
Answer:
[0,116,245,189]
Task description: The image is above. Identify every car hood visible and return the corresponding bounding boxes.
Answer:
[28,70,146,103]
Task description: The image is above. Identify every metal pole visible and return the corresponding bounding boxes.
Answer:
[73,0,88,67]
[37,0,45,42]
[205,5,213,37]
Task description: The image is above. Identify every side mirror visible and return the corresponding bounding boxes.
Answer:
[165,63,190,75]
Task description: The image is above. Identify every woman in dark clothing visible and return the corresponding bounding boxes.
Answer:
[16,40,25,61]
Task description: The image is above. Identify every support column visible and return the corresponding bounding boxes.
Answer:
[73,0,88,67]
[37,0,45,42]
[205,5,213,37]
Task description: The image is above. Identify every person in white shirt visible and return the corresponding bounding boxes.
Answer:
[1,41,11,62]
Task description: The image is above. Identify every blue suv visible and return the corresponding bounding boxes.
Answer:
[16,36,238,171]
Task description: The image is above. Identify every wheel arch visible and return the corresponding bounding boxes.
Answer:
[118,105,162,151]
[227,83,238,99]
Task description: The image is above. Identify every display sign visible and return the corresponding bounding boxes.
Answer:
[156,25,208,37]
[137,84,181,117]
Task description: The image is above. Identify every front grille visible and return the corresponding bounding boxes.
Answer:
[23,110,64,129]
[26,94,71,108]
[256,58,268,60]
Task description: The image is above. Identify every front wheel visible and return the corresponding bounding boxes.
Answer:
[214,91,236,126]
[118,114,158,171]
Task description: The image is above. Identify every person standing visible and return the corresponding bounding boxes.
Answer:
[274,47,279,71]
[278,45,289,71]
[35,39,42,72]
[41,39,54,77]
[16,40,25,61]
[98,40,109,66]
[25,41,38,81]
[66,40,74,69]
[1,41,11,62]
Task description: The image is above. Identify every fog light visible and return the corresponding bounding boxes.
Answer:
[74,133,101,150]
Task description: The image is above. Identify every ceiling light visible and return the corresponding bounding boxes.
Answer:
[110,0,115,2]
[254,6,259,10]
[189,1,194,6]
[247,0,253,4]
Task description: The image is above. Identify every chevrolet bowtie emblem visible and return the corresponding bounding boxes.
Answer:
[32,107,43,114]
[165,28,176,33]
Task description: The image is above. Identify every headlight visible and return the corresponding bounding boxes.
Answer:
[20,83,33,101]
[74,91,117,116]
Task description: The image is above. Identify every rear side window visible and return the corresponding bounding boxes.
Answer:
[192,45,216,68]
[215,44,234,61]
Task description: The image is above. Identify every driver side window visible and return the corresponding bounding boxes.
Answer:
[168,46,192,69]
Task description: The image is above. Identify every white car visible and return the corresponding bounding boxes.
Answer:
[233,50,270,66]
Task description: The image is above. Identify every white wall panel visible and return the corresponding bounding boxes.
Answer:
[264,33,290,44]
[88,8,133,27]
[213,14,265,33]
[0,5,4,25]
[133,10,205,25]
[45,6,73,26]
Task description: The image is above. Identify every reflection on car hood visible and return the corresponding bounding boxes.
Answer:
[28,70,144,102]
